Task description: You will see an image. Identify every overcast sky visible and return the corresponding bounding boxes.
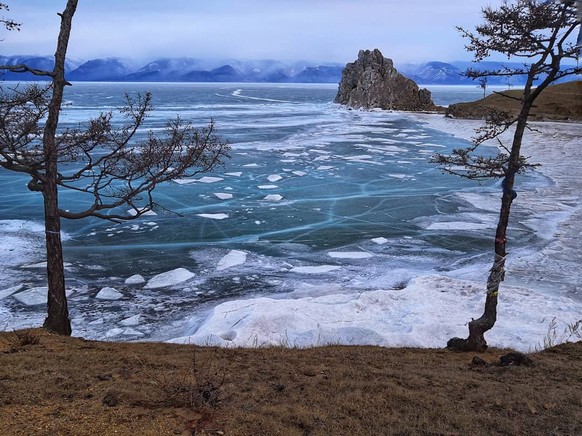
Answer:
[2,0,505,64]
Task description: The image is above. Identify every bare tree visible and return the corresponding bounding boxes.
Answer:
[477,77,488,99]
[433,0,581,351]
[0,0,229,335]
[0,2,20,32]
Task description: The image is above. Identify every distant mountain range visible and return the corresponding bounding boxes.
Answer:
[0,55,579,85]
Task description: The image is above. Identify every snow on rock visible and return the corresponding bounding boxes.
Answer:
[214,193,233,200]
[263,194,283,202]
[144,267,195,289]
[328,251,374,259]
[95,287,123,300]
[196,213,229,220]
[217,250,248,271]
[290,265,341,274]
[168,275,582,350]
[125,274,146,285]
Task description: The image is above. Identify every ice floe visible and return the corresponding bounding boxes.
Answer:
[95,287,123,300]
[328,251,374,259]
[214,193,233,200]
[263,194,283,202]
[290,265,342,274]
[196,213,229,220]
[144,268,195,289]
[217,250,247,271]
[125,274,146,285]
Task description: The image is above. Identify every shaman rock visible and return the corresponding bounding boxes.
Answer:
[335,49,434,111]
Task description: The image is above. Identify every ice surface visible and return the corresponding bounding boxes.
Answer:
[144,268,195,289]
[196,213,229,220]
[328,251,374,259]
[125,274,146,285]
[169,274,582,350]
[217,250,247,271]
[290,265,342,274]
[95,287,123,300]
[427,222,491,231]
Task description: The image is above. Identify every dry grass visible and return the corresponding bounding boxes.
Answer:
[0,329,581,435]
[446,80,582,121]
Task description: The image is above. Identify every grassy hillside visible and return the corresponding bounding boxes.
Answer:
[1,329,581,435]
[446,81,582,121]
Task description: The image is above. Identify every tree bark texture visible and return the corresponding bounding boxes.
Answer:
[42,0,78,335]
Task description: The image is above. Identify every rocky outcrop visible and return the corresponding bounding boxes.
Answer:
[335,49,434,111]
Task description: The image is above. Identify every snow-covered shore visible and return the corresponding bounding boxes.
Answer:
[168,116,582,351]
[1,115,581,351]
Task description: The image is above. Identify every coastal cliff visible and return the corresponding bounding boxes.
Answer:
[335,49,435,111]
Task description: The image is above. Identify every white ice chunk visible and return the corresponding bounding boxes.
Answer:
[124,274,146,285]
[267,174,283,182]
[119,315,141,327]
[371,237,389,245]
[197,176,224,184]
[214,193,233,200]
[317,166,334,170]
[197,213,229,220]
[258,185,278,190]
[0,284,23,300]
[225,172,243,177]
[217,250,247,271]
[328,251,374,259]
[290,265,341,274]
[292,171,307,177]
[144,267,195,289]
[21,261,72,269]
[263,194,283,202]
[13,287,72,306]
[95,287,123,300]
[427,222,491,231]
[168,274,582,350]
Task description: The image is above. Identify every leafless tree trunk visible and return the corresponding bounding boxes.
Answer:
[40,0,77,335]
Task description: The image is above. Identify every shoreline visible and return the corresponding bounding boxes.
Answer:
[1,114,581,351]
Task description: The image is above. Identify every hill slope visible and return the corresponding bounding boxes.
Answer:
[446,81,582,121]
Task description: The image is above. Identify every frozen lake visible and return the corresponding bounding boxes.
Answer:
[1,83,580,350]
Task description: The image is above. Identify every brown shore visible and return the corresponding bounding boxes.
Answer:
[1,329,581,435]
